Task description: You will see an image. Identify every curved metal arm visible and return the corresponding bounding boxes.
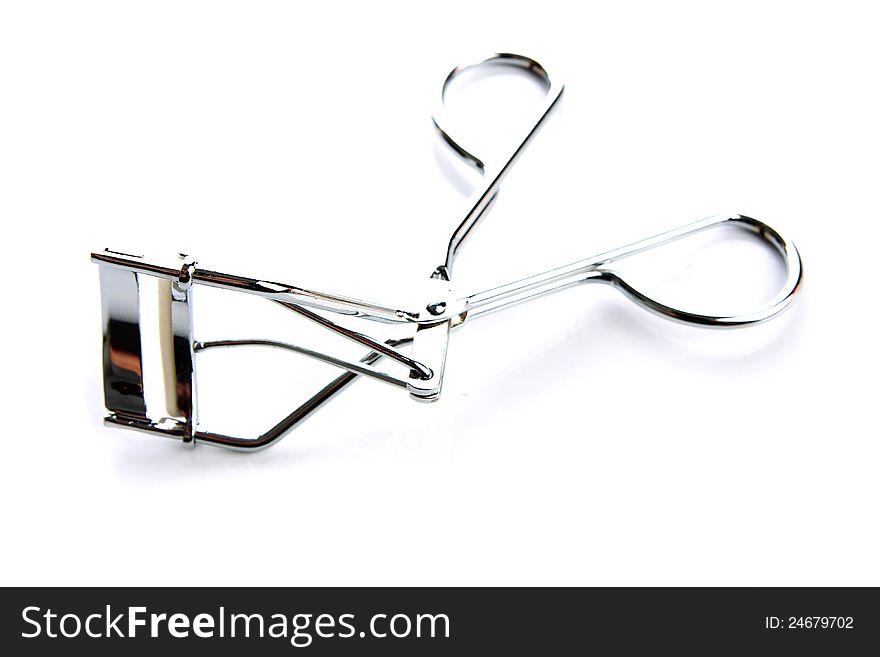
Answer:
[431,53,564,278]
[600,215,802,326]
[193,337,414,451]
[460,213,803,327]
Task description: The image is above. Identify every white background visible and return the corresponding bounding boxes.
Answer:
[1,1,878,586]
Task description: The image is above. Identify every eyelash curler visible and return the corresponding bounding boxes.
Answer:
[92,53,803,450]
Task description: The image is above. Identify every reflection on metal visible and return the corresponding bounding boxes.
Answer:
[99,265,148,421]
[91,53,803,451]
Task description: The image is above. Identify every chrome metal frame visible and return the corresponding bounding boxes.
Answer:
[92,53,803,450]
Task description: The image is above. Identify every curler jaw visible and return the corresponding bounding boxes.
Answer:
[96,251,197,444]
[91,247,447,450]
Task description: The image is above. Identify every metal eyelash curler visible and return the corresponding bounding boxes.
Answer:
[92,52,803,450]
